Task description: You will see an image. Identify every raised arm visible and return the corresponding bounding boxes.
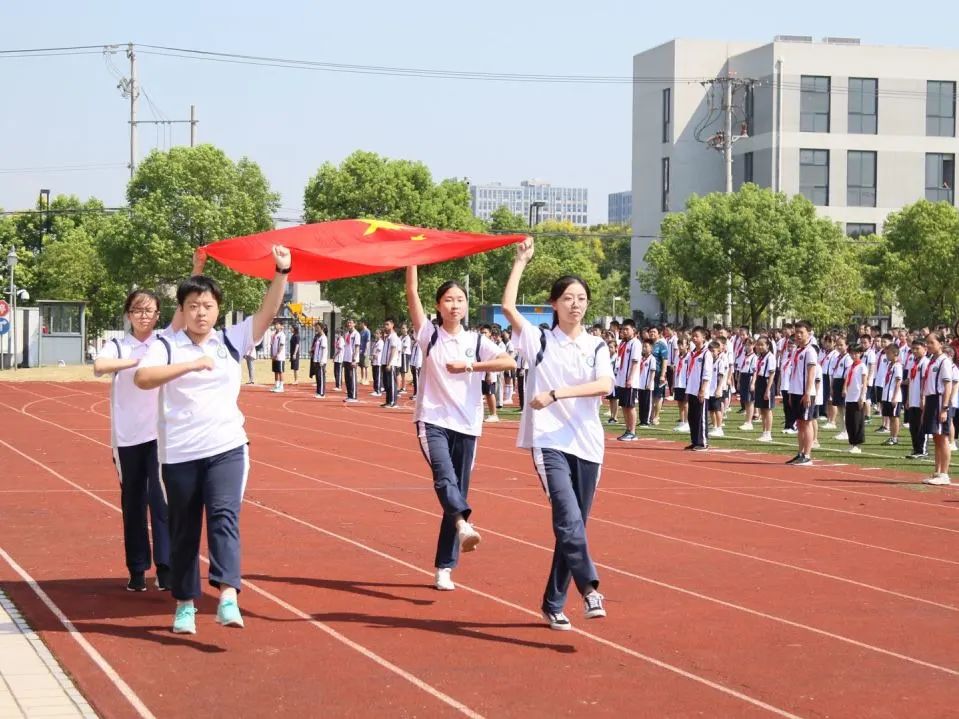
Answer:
[406,266,427,332]
[252,246,292,342]
[501,237,534,333]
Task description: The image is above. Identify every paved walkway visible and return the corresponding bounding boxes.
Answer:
[0,589,97,719]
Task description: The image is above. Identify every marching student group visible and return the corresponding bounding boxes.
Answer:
[93,239,957,636]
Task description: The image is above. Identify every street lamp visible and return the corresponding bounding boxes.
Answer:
[611,295,623,320]
[528,200,546,228]
[6,246,18,371]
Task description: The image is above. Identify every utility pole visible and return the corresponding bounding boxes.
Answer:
[190,104,198,147]
[128,43,137,178]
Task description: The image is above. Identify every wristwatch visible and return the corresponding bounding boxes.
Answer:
[276,265,292,275]
[464,359,474,373]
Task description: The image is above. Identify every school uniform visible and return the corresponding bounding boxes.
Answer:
[872,351,889,408]
[921,354,956,437]
[788,344,818,423]
[311,334,329,396]
[613,338,640,409]
[604,349,618,402]
[830,352,852,407]
[413,322,500,570]
[725,342,736,397]
[401,334,412,377]
[270,330,286,374]
[738,352,757,404]
[342,329,361,399]
[371,337,385,394]
[515,347,529,409]
[821,349,839,412]
[409,341,423,397]
[289,333,300,373]
[863,347,879,404]
[382,331,402,406]
[685,346,713,448]
[780,348,796,430]
[514,322,613,615]
[666,335,679,394]
[139,319,256,601]
[880,359,903,418]
[652,339,669,399]
[101,333,171,577]
[906,355,929,456]
[844,360,868,446]
[637,354,657,426]
[708,354,727,413]
[814,364,825,417]
[951,364,959,438]
[333,336,345,389]
[672,351,688,402]
[754,351,776,410]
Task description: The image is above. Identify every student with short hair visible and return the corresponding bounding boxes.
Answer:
[873,333,894,433]
[818,334,836,420]
[134,245,291,634]
[288,325,301,385]
[861,335,878,421]
[904,339,929,460]
[502,329,516,406]
[371,328,385,397]
[637,339,657,428]
[921,332,956,485]
[737,338,757,431]
[332,330,345,391]
[844,344,868,454]
[358,320,371,385]
[269,320,286,393]
[310,323,329,398]
[880,343,904,446]
[685,327,713,451]
[342,319,361,402]
[604,339,618,422]
[613,321,641,441]
[672,336,690,433]
[649,327,669,425]
[409,332,423,400]
[786,321,818,466]
[779,337,797,435]
[830,337,852,439]
[381,319,403,408]
[406,265,514,591]
[503,238,613,631]
[707,340,727,438]
[753,337,777,442]
[947,346,959,452]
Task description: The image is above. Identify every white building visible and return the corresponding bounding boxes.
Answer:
[631,36,959,321]
[470,180,588,226]
[608,191,633,224]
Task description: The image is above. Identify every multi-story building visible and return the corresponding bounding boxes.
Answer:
[608,191,633,224]
[470,180,589,226]
[631,37,959,320]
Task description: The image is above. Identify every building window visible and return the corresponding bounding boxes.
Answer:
[848,78,877,134]
[743,152,754,184]
[800,75,831,133]
[41,304,82,334]
[847,151,877,207]
[661,157,670,212]
[846,223,877,238]
[799,149,830,205]
[662,88,671,143]
[925,153,955,203]
[927,81,956,137]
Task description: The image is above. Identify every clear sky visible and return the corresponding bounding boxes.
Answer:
[1,0,957,224]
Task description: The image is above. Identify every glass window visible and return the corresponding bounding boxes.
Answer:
[662,88,671,143]
[847,151,877,207]
[848,78,877,134]
[41,304,82,334]
[743,152,754,184]
[846,223,877,238]
[661,157,670,212]
[800,75,831,133]
[799,149,830,205]
[925,153,955,203]
[927,81,956,137]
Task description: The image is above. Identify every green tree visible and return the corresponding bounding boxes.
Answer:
[100,144,280,317]
[873,200,959,326]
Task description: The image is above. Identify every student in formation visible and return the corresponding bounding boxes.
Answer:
[786,321,818,466]
[921,332,956,485]
[812,357,824,450]
[822,335,841,430]
[269,320,286,393]
[613,320,641,442]
[501,329,516,406]
[604,338,619,422]
[311,322,329,398]
[671,336,690,433]
[843,344,868,454]
[707,339,727,439]
[947,346,959,452]
[829,337,852,438]
[685,327,713,451]
[818,334,835,421]
[872,333,894,433]
[341,320,361,402]
[479,326,501,423]
[904,338,929,460]
[860,334,878,422]
[288,325,301,385]
[243,345,256,385]
[370,329,384,397]
[737,338,758,431]
[779,336,797,435]
[880,342,904,447]
[409,332,422,400]
[405,265,514,591]
[134,244,291,634]
[752,336,777,442]
[649,326,670,426]
[381,318,402,408]
[636,338,657,428]
[515,339,529,410]
[358,320,372,386]
[397,323,411,396]
[502,237,613,631]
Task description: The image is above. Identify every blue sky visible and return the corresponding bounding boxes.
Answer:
[1,0,957,224]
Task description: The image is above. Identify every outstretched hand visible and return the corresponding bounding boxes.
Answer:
[515,237,534,265]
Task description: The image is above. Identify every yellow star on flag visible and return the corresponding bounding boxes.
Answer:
[410,234,426,241]
[358,219,408,236]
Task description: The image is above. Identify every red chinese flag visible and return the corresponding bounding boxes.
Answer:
[203,219,526,282]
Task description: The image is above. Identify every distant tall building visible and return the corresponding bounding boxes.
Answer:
[608,191,633,224]
[470,180,588,226]
[631,36,959,320]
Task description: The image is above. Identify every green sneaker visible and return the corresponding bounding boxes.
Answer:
[216,599,244,628]
[172,604,197,634]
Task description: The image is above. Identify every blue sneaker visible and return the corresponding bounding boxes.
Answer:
[216,599,245,628]
[172,604,197,634]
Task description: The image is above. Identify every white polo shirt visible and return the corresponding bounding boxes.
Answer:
[741,352,757,375]
[401,334,412,356]
[515,322,613,465]
[882,360,903,404]
[637,354,657,390]
[333,336,344,362]
[270,331,287,361]
[102,329,173,448]
[372,338,385,365]
[814,364,824,405]
[685,347,713,394]
[312,334,328,364]
[874,353,889,388]
[673,352,688,389]
[923,355,955,397]
[831,352,852,380]
[756,351,775,378]
[789,344,818,396]
[845,361,868,403]
[140,318,256,465]
[906,356,928,408]
[952,364,959,409]
[342,329,361,363]
[410,341,423,369]
[382,331,402,368]
[412,321,500,437]
[614,338,640,387]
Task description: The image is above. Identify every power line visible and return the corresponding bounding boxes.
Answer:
[0,163,127,175]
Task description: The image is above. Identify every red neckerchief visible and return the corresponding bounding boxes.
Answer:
[686,347,704,381]
[617,340,628,361]
[640,355,650,377]
[923,354,940,392]
[846,359,862,389]
[676,352,687,377]
[885,359,899,384]
[910,356,922,380]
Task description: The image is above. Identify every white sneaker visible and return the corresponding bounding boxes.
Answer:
[457,523,481,552]
[811,440,821,449]
[757,432,773,443]
[849,446,862,454]
[484,416,500,423]
[782,428,798,435]
[951,442,959,452]
[738,422,754,431]
[923,474,952,486]
[270,387,284,393]
[835,432,848,441]
[822,423,837,430]
[674,422,690,432]
[434,568,455,591]
[708,428,725,438]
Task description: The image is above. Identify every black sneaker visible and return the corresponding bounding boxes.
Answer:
[606,417,617,424]
[155,564,171,591]
[793,455,813,467]
[882,437,898,446]
[542,609,572,631]
[905,453,918,460]
[875,426,889,434]
[584,592,607,619]
[683,444,696,450]
[126,571,147,592]
[691,445,709,452]
[785,454,801,465]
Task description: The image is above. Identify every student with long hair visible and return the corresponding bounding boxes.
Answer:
[502,238,614,631]
[406,265,515,591]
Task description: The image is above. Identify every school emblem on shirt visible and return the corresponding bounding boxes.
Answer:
[216,346,228,359]
[585,355,596,368]
[465,348,475,359]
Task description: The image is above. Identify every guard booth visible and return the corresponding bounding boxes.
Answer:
[38,300,86,366]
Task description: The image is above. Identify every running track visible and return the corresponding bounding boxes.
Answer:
[0,381,957,718]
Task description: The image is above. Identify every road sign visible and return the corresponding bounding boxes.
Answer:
[0,300,8,317]
[0,317,9,336]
